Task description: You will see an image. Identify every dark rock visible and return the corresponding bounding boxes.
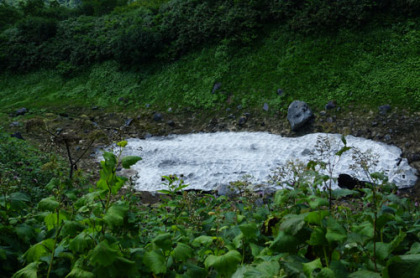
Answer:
[145,104,151,108]
[118,97,128,103]
[238,116,247,126]
[384,134,391,141]
[16,108,28,116]
[338,174,367,190]
[144,133,152,139]
[287,100,313,131]
[319,111,326,116]
[244,112,251,118]
[212,82,222,94]
[263,103,269,111]
[277,89,284,96]
[379,104,391,115]
[327,117,334,123]
[153,113,163,122]
[301,149,312,156]
[125,118,133,127]
[237,105,242,110]
[226,108,231,112]
[167,120,175,127]
[261,122,265,127]
[92,106,99,110]
[325,101,336,110]
[228,114,235,119]
[372,121,378,127]
[11,132,24,140]
[59,113,69,117]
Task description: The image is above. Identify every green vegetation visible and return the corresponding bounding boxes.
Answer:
[1,1,420,277]
[1,138,420,277]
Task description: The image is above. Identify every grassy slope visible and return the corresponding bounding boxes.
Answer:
[1,19,419,117]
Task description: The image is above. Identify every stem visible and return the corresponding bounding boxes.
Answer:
[64,139,74,180]
[323,246,329,267]
[47,209,64,278]
[372,185,378,272]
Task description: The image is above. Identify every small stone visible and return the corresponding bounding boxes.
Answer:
[226,108,231,112]
[263,103,269,111]
[145,104,151,108]
[167,107,173,112]
[212,82,222,94]
[325,101,336,110]
[277,89,284,96]
[238,117,247,126]
[167,120,175,127]
[153,113,163,122]
[92,106,99,110]
[59,113,68,117]
[9,121,20,127]
[237,105,242,110]
[371,121,378,127]
[228,114,235,119]
[379,104,391,115]
[319,111,326,116]
[16,108,28,116]
[125,118,133,127]
[384,134,391,141]
[11,132,24,140]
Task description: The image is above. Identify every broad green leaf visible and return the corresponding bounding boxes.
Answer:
[308,226,327,246]
[184,263,207,277]
[44,211,67,231]
[89,241,119,267]
[308,196,329,209]
[172,242,194,261]
[121,156,142,169]
[117,140,127,147]
[10,192,31,203]
[332,189,359,199]
[103,152,117,169]
[374,242,392,261]
[303,258,322,278]
[386,254,420,278]
[335,146,352,156]
[408,242,420,254]
[38,196,59,211]
[279,214,307,235]
[269,231,299,253]
[250,243,263,258]
[239,223,258,239]
[253,261,281,277]
[143,250,166,274]
[318,267,335,278]
[15,224,35,243]
[61,221,85,237]
[192,235,214,247]
[65,259,94,278]
[351,221,374,244]
[24,239,55,263]
[326,217,347,244]
[205,250,242,276]
[69,232,94,253]
[12,262,40,278]
[349,270,381,278]
[45,178,60,191]
[305,210,329,225]
[152,233,172,250]
[104,202,129,228]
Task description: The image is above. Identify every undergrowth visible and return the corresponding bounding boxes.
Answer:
[0,18,419,115]
[1,135,420,277]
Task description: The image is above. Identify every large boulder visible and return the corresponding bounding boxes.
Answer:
[287,100,313,131]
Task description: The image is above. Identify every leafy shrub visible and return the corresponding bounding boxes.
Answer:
[16,16,58,43]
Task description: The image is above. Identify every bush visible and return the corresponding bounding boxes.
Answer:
[16,16,58,43]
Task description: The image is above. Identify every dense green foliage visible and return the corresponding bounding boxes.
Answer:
[1,0,419,72]
[1,137,420,277]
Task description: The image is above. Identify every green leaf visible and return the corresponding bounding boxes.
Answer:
[192,235,214,247]
[318,267,335,278]
[279,214,307,235]
[15,224,35,243]
[305,210,329,225]
[326,217,347,244]
[349,270,381,278]
[332,189,359,199]
[269,231,299,253]
[308,226,327,246]
[386,254,420,278]
[44,211,67,231]
[239,223,258,239]
[351,221,374,244]
[373,242,391,261]
[89,241,119,267]
[205,250,242,276]
[121,156,142,169]
[308,196,329,209]
[117,140,127,148]
[335,146,352,156]
[24,239,55,263]
[172,242,194,261]
[104,202,129,228]
[61,221,85,237]
[12,262,40,278]
[103,152,117,169]
[10,192,31,203]
[69,232,94,253]
[143,250,166,274]
[38,196,59,211]
[65,259,94,278]
[303,258,322,278]
[152,233,172,250]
